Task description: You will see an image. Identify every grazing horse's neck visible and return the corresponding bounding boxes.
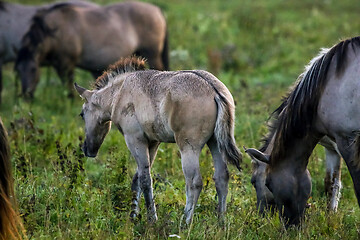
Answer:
[270,131,321,171]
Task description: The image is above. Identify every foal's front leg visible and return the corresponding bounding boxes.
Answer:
[130,142,160,220]
[125,135,158,222]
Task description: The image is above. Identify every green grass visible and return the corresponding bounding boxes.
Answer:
[2,0,360,239]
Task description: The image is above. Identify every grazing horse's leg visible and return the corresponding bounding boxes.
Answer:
[130,142,160,220]
[148,54,164,71]
[138,49,164,71]
[179,144,203,224]
[125,135,157,222]
[91,70,103,79]
[324,147,342,211]
[207,136,229,217]
[55,65,75,98]
[335,136,360,207]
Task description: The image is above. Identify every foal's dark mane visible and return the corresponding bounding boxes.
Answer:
[262,37,360,165]
[94,57,146,90]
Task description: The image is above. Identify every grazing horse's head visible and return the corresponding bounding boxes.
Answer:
[246,148,312,227]
[15,48,40,98]
[74,83,111,157]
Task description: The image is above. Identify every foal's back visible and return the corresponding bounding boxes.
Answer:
[113,70,232,145]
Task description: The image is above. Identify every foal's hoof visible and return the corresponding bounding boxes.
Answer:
[148,214,158,224]
[130,211,141,222]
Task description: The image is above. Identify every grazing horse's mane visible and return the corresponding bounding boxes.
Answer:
[15,11,55,65]
[262,37,360,165]
[94,57,146,90]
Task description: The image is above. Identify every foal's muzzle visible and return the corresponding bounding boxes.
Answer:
[82,141,97,158]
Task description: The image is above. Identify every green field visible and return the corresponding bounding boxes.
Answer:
[2,0,360,239]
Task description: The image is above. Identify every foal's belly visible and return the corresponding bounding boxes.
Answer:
[142,120,176,143]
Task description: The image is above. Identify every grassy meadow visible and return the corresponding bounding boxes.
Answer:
[2,0,360,239]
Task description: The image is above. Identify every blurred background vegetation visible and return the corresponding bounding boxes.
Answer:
[1,0,360,239]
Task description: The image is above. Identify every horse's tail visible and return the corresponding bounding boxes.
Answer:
[161,30,169,70]
[0,118,25,240]
[214,92,242,172]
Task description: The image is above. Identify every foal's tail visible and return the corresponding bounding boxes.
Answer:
[0,118,25,240]
[161,30,170,71]
[214,93,242,171]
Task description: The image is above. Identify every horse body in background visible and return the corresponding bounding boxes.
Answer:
[246,37,360,227]
[0,1,49,103]
[15,1,168,98]
[0,118,25,239]
[75,57,241,223]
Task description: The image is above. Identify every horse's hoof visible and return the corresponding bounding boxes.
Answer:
[130,211,141,222]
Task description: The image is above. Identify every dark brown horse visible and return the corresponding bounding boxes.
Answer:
[15,1,168,98]
[0,118,25,239]
[246,37,360,227]
[0,1,50,103]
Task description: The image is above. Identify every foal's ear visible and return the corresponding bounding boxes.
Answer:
[74,83,93,101]
[244,147,270,164]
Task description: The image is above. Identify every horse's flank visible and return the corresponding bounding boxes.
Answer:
[264,37,360,166]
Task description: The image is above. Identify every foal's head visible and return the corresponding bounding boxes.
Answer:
[75,83,111,157]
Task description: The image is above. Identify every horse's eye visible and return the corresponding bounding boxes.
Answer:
[79,111,84,120]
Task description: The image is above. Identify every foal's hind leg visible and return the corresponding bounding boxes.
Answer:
[130,142,160,220]
[125,135,158,222]
[179,145,203,224]
[207,136,229,217]
[324,147,342,211]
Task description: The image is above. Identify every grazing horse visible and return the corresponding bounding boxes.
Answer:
[15,1,168,98]
[248,131,342,215]
[0,1,50,104]
[245,37,360,227]
[0,1,96,103]
[0,118,25,239]
[75,57,242,223]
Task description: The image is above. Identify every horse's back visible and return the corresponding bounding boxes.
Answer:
[114,70,226,144]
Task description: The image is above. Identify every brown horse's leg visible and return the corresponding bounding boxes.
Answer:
[55,65,75,98]
[138,49,164,71]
